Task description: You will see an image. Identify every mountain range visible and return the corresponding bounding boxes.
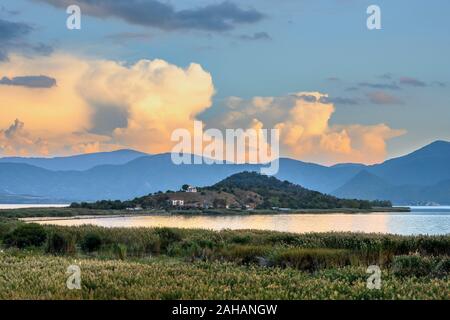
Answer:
[1,140,449,205]
[0,149,147,171]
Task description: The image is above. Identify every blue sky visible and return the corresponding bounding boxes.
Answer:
[0,0,449,162]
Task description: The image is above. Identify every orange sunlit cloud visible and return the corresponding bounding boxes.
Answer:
[0,53,215,156]
[207,92,406,165]
[0,54,405,164]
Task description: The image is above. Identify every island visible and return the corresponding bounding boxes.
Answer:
[67,171,405,215]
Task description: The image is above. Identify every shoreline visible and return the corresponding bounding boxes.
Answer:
[19,207,411,222]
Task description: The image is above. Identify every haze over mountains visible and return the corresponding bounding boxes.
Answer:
[0,141,449,205]
[0,149,147,171]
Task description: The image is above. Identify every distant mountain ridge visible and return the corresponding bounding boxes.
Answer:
[1,140,450,204]
[334,141,450,204]
[368,140,450,186]
[334,170,392,200]
[0,149,147,171]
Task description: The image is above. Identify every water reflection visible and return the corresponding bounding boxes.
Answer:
[32,210,450,235]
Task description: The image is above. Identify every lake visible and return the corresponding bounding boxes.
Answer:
[0,204,69,209]
[28,206,450,235]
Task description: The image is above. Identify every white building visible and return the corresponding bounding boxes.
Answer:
[171,199,184,206]
[186,186,197,193]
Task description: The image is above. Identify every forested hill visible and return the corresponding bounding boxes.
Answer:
[207,172,392,209]
[71,171,391,210]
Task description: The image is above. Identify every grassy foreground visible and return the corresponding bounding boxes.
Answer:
[0,217,448,299]
[0,251,448,300]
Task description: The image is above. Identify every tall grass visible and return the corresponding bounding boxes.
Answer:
[271,248,352,271]
[0,252,448,300]
[0,221,448,274]
[392,255,450,278]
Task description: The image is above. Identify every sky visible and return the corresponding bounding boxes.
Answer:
[0,0,449,165]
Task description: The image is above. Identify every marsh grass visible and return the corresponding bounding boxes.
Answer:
[3,224,47,248]
[0,251,448,300]
[270,248,353,271]
[0,218,448,299]
[46,230,76,255]
[392,255,450,278]
[1,221,449,264]
[3,214,448,256]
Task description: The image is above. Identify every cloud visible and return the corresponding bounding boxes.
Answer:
[31,43,54,56]
[0,6,20,16]
[238,32,271,41]
[0,18,32,42]
[0,51,7,61]
[358,82,400,90]
[35,0,264,31]
[0,75,57,88]
[0,119,49,156]
[89,103,129,135]
[361,75,428,89]
[0,54,405,164]
[78,58,215,153]
[366,91,403,105]
[399,77,426,87]
[288,94,359,106]
[105,32,153,44]
[0,18,32,60]
[204,92,405,165]
[0,53,214,156]
[320,96,359,106]
[0,18,53,60]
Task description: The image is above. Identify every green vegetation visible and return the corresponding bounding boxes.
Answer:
[1,253,448,300]
[81,233,103,253]
[0,207,136,218]
[270,248,353,271]
[2,221,448,262]
[69,172,393,211]
[3,223,47,248]
[46,230,76,255]
[392,255,450,278]
[0,217,448,299]
[0,206,408,222]
[209,171,392,209]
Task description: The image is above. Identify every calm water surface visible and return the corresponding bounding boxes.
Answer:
[28,206,450,235]
[0,204,69,209]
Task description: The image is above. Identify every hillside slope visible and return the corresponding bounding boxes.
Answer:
[207,172,390,209]
[333,170,393,200]
[73,172,391,210]
[368,140,450,186]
